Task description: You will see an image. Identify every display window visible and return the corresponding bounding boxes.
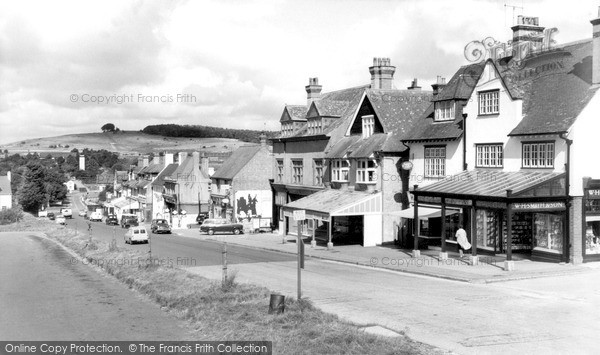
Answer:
[585,219,600,255]
[533,212,564,254]
[476,209,499,251]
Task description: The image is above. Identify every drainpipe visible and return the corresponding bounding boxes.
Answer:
[559,133,573,263]
[462,113,468,171]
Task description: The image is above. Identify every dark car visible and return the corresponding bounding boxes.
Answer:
[120,215,139,229]
[200,218,243,235]
[47,212,56,220]
[105,215,119,225]
[150,219,171,234]
[196,212,209,224]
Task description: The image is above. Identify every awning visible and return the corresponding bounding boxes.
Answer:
[390,205,459,220]
[283,189,382,220]
[586,215,600,222]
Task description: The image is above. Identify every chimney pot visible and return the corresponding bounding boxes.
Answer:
[305,77,322,107]
[369,57,396,90]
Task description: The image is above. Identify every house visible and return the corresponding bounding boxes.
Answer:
[0,172,12,210]
[210,137,273,223]
[273,58,432,248]
[402,12,600,265]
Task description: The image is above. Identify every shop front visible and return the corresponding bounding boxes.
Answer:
[583,178,600,261]
[412,170,569,263]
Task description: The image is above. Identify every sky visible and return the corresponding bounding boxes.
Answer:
[0,0,598,145]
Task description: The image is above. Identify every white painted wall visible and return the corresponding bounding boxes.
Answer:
[234,190,272,219]
[569,92,600,196]
[363,214,382,247]
[0,195,12,210]
[407,140,463,188]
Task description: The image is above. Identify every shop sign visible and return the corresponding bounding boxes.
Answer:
[418,196,442,204]
[477,201,507,209]
[446,198,472,206]
[587,189,600,199]
[293,210,306,221]
[511,202,565,211]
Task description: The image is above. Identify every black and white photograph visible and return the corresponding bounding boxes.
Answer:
[1,1,600,354]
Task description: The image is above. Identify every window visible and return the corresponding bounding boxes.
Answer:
[476,144,503,168]
[356,159,377,183]
[307,119,322,135]
[522,142,554,168]
[331,159,349,182]
[434,100,455,121]
[424,146,446,178]
[292,160,303,184]
[362,115,374,139]
[314,159,324,186]
[478,90,499,115]
[276,159,284,182]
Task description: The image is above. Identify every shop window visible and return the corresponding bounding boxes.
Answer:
[356,159,377,183]
[475,144,503,168]
[478,90,499,115]
[522,142,554,168]
[331,159,349,182]
[424,146,446,178]
[476,209,500,251]
[276,159,284,183]
[533,212,564,254]
[292,160,303,184]
[313,159,324,186]
[434,100,455,121]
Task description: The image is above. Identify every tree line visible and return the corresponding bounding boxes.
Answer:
[141,124,278,143]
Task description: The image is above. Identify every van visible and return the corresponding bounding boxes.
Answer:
[124,226,149,244]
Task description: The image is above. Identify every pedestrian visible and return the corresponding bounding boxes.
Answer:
[456,225,471,258]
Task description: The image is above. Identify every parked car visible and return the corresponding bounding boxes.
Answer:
[78,210,87,217]
[196,212,209,224]
[47,212,56,220]
[89,211,103,222]
[200,218,243,235]
[105,215,119,225]
[55,215,66,225]
[150,219,171,234]
[60,208,73,219]
[124,226,149,244]
[38,210,48,218]
[120,214,139,229]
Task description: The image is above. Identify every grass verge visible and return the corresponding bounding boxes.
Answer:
[1,214,441,355]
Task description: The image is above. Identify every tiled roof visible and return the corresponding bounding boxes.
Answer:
[313,100,349,117]
[507,40,598,135]
[0,176,11,195]
[166,156,209,181]
[280,105,307,122]
[150,164,179,187]
[211,145,262,180]
[433,62,485,102]
[402,106,465,142]
[417,170,564,197]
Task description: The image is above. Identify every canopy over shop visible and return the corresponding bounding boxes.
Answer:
[410,170,568,262]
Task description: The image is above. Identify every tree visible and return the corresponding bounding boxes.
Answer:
[17,162,48,213]
[101,123,116,132]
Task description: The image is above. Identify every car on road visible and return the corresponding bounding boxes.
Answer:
[196,212,209,224]
[105,215,119,225]
[55,215,66,225]
[38,210,48,218]
[150,219,171,234]
[200,218,243,235]
[60,208,73,219]
[89,211,103,222]
[120,215,139,229]
[78,210,87,218]
[47,212,56,220]
[124,226,149,244]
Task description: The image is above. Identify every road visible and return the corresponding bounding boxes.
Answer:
[0,232,193,340]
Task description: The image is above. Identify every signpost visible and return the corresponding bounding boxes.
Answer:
[293,210,305,300]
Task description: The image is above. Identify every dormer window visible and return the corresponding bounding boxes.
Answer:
[434,100,454,121]
[362,115,375,139]
[307,118,322,135]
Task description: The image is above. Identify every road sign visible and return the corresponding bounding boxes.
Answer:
[293,210,305,221]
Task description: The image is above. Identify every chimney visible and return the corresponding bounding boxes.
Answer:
[511,15,544,61]
[431,76,447,96]
[142,155,149,167]
[305,77,322,107]
[369,57,396,90]
[591,7,600,85]
[407,78,421,91]
[152,155,160,165]
[259,132,267,148]
[178,152,187,166]
[165,152,174,165]
[192,151,200,172]
[200,152,209,176]
[137,155,143,167]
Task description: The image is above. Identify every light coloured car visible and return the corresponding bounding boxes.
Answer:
[124,226,149,244]
[89,211,103,222]
[55,215,66,225]
[78,210,87,217]
[60,208,73,218]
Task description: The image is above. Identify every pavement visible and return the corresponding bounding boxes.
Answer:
[172,227,593,284]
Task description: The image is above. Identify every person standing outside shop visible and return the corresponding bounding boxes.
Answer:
[456,225,471,258]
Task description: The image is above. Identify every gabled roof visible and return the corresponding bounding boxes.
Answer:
[140,163,164,174]
[150,164,178,187]
[312,100,348,118]
[211,145,262,180]
[280,105,307,122]
[0,176,11,196]
[433,62,485,102]
[166,156,209,182]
